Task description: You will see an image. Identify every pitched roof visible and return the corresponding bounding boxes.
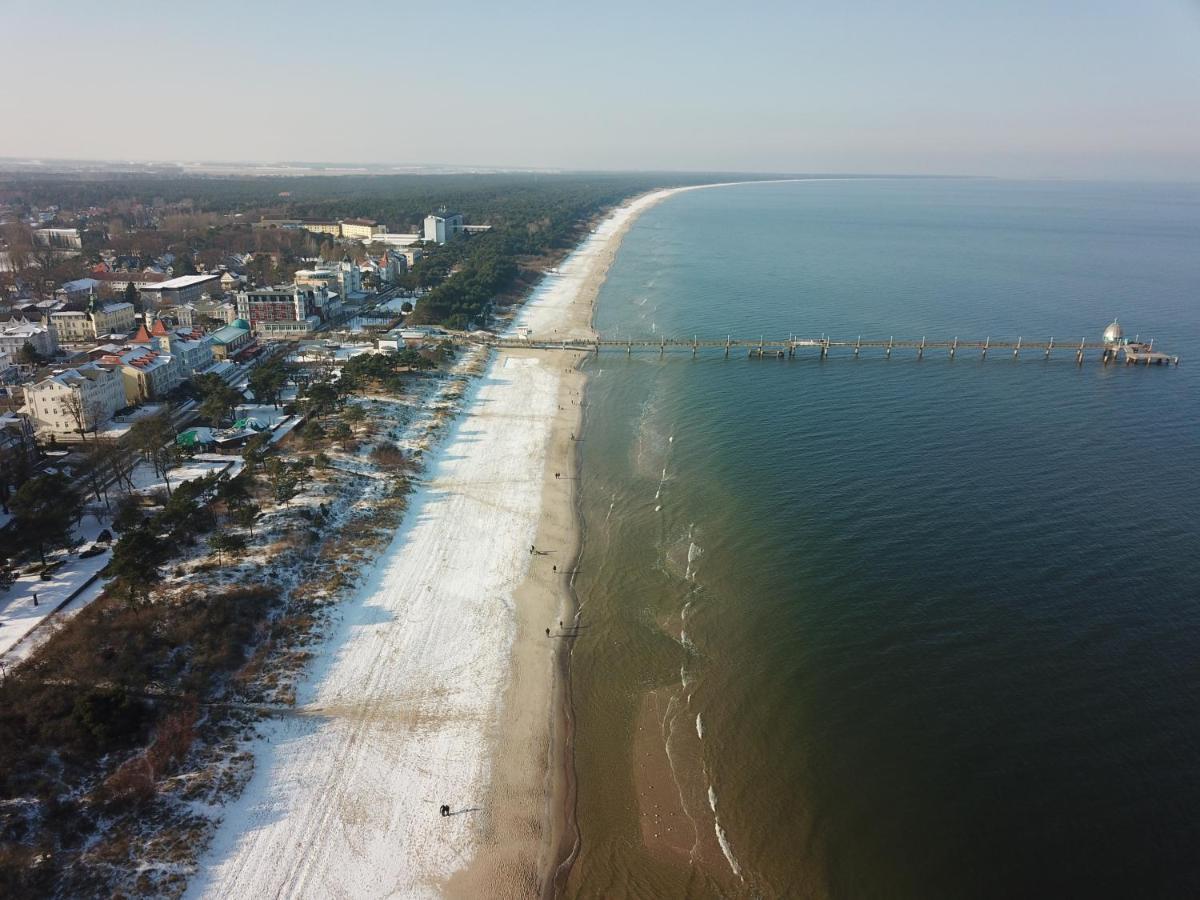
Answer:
[151,319,169,337]
[131,323,153,344]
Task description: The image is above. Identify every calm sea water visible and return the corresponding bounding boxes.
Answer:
[566,179,1200,899]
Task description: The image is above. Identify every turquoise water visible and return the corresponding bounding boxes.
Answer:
[568,180,1200,898]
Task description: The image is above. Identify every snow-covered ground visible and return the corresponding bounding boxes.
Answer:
[133,458,233,495]
[189,355,559,898]
[188,191,686,898]
[0,514,113,659]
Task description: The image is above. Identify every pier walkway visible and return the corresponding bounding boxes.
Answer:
[485,334,1180,366]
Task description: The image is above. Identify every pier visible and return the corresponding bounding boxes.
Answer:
[492,320,1180,367]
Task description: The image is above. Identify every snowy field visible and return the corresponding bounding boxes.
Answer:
[189,355,559,898]
[0,514,113,659]
[188,192,684,897]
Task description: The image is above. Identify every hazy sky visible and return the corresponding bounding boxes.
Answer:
[4,0,1199,178]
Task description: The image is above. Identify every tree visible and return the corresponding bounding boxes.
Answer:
[208,531,246,564]
[128,413,177,496]
[264,458,299,507]
[193,373,243,427]
[248,362,288,408]
[123,281,140,312]
[303,382,339,420]
[63,390,90,443]
[241,432,270,472]
[97,441,138,496]
[104,524,167,606]
[10,474,81,564]
[231,503,261,537]
[17,341,40,367]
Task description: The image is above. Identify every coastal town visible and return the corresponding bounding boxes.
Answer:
[0,167,689,897]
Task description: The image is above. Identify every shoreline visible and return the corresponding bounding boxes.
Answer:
[185,182,751,898]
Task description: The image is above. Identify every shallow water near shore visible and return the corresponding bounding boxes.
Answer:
[567,179,1200,897]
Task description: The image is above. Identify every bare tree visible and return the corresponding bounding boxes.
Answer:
[62,389,90,443]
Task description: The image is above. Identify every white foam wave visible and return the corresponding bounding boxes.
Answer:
[708,786,744,881]
[696,713,704,741]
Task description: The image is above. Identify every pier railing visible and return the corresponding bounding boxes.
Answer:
[483,335,1180,366]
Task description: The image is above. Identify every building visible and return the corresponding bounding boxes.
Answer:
[140,273,223,307]
[423,211,464,244]
[35,227,82,249]
[219,271,243,294]
[209,319,253,360]
[24,362,127,437]
[98,345,183,404]
[58,278,102,301]
[301,220,342,237]
[340,218,385,241]
[371,232,422,248]
[236,285,323,336]
[49,298,135,343]
[162,325,215,375]
[253,217,303,230]
[0,321,58,358]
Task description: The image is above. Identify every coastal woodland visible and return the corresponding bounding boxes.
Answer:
[1,171,733,326]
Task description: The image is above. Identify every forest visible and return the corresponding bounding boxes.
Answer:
[1,171,761,326]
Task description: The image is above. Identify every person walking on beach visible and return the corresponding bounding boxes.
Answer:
[546,627,551,637]
[32,592,38,608]
[440,804,450,817]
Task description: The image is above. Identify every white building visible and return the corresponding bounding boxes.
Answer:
[0,321,59,358]
[140,273,223,307]
[49,299,135,343]
[162,326,215,375]
[97,345,184,404]
[423,211,464,244]
[24,362,127,437]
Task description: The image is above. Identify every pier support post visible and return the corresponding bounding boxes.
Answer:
[918,336,925,360]
[820,340,829,360]
[627,341,632,356]
[1076,338,1085,366]
[660,336,665,358]
[886,337,893,360]
[1013,337,1021,359]
[854,336,861,358]
[981,337,989,361]
[1045,338,1053,360]
[693,335,698,358]
[725,335,731,359]
[950,337,958,360]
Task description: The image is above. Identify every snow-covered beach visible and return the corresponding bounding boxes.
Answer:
[188,187,690,898]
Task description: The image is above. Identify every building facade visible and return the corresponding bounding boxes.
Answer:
[24,362,127,436]
[423,211,464,244]
[0,321,59,358]
[97,346,183,404]
[340,218,385,240]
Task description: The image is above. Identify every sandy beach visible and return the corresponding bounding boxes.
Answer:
[187,187,688,899]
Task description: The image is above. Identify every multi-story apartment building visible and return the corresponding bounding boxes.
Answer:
[423,210,464,244]
[0,321,59,358]
[24,362,127,437]
[97,345,183,404]
[235,285,323,337]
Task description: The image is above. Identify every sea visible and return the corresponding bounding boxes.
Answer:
[565,179,1200,899]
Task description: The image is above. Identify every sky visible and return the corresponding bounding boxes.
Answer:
[3,0,1199,179]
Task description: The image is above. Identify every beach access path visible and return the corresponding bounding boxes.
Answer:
[186,187,689,899]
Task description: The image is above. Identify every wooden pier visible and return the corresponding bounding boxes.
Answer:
[485,333,1180,366]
